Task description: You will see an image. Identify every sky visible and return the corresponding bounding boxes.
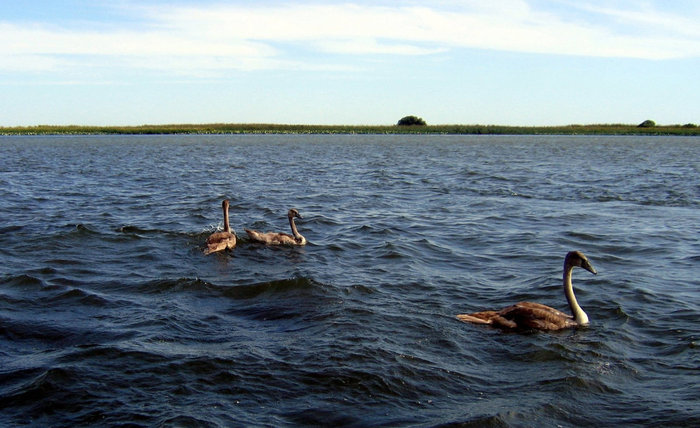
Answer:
[1,0,699,126]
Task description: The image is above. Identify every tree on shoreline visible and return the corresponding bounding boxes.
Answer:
[397,115,427,126]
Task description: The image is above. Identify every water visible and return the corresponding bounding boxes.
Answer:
[0,134,698,427]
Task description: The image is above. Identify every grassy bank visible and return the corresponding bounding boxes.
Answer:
[1,123,699,136]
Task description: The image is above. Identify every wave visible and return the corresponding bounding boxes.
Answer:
[39,223,193,242]
[0,225,24,234]
[115,224,172,237]
[0,367,82,411]
[453,176,699,208]
[1,135,697,427]
[0,273,45,289]
[132,276,328,301]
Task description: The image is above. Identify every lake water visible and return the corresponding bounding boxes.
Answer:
[0,134,698,427]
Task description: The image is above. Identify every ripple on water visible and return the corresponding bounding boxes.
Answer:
[0,135,698,427]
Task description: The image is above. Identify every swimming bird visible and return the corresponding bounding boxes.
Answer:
[204,199,237,255]
[245,208,306,246]
[456,251,597,331]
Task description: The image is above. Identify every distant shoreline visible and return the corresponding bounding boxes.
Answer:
[1,123,699,136]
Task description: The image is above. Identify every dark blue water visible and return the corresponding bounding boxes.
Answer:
[1,134,698,427]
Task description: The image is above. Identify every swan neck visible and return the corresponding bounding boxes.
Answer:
[288,215,301,238]
[564,265,588,325]
[223,204,231,233]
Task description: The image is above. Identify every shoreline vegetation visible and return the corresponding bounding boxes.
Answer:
[1,123,699,136]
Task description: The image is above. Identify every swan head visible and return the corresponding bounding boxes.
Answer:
[566,250,597,275]
[288,208,302,219]
[222,199,230,209]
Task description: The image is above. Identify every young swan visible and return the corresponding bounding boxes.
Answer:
[204,200,237,255]
[456,251,597,331]
[245,208,306,246]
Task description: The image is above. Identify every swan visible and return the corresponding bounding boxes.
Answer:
[204,199,237,255]
[245,208,306,246]
[456,251,597,331]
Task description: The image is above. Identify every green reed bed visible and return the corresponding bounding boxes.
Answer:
[1,123,698,136]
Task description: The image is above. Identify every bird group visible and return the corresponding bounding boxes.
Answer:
[204,199,306,256]
[204,200,599,333]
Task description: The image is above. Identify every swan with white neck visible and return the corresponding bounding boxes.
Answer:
[456,251,597,331]
[245,208,306,246]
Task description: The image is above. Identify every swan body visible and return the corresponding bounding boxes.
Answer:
[204,200,237,255]
[456,251,597,331]
[245,208,306,246]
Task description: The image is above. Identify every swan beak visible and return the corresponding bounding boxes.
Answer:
[583,260,597,275]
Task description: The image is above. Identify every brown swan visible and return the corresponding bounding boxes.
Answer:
[204,199,237,255]
[245,208,306,246]
[456,251,597,331]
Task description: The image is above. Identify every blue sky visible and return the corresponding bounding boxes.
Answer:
[1,0,698,126]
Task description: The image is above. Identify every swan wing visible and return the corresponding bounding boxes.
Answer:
[500,303,575,330]
[245,229,263,241]
[458,302,575,330]
[246,230,298,245]
[456,312,497,325]
[457,310,521,328]
[204,232,236,254]
[206,231,235,245]
[511,302,573,319]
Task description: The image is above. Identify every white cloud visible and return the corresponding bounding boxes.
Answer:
[0,53,65,73]
[144,1,699,59]
[0,1,698,77]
